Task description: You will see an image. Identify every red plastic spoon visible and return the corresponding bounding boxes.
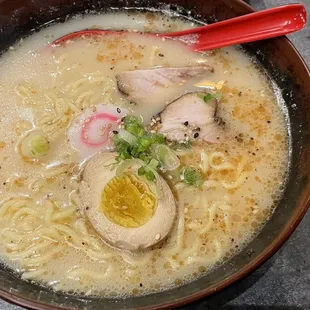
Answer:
[52,4,307,51]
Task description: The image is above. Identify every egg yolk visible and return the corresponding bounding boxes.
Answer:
[101,173,157,228]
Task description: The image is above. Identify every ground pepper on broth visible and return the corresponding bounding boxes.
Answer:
[0,11,288,297]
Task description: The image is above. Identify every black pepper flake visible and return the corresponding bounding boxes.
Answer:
[63,186,66,189]
[184,121,189,126]
[252,152,256,156]
[139,283,143,287]
[82,242,85,245]
[3,182,6,185]
[238,91,242,97]
[113,130,118,134]
[86,206,89,210]
[250,137,254,140]
[267,120,271,123]
[231,238,234,242]
[117,108,121,113]
[158,53,164,57]
[121,117,125,122]
[194,132,199,139]
[235,135,243,143]
[196,127,201,131]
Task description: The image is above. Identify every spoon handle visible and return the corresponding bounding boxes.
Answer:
[163,4,307,51]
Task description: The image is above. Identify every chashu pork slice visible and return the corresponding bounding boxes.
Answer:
[116,66,214,122]
[157,92,221,143]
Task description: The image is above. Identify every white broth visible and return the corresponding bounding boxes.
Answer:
[0,11,288,297]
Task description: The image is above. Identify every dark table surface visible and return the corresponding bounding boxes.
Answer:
[1,0,309,309]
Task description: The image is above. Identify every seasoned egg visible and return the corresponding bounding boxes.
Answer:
[79,152,176,251]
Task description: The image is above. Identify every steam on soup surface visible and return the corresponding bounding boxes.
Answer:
[0,11,289,297]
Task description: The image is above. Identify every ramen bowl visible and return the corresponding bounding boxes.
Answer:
[0,0,309,309]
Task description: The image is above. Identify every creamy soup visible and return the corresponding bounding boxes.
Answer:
[0,11,288,297]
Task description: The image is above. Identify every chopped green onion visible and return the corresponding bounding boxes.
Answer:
[118,129,137,145]
[138,153,152,163]
[116,159,145,176]
[20,132,50,159]
[135,133,165,153]
[113,116,165,165]
[198,93,222,103]
[115,158,158,184]
[169,140,192,151]
[138,160,158,180]
[112,135,131,161]
[151,144,180,171]
[213,93,222,100]
[138,166,146,176]
[112,116,179,184]
[183,166,203,187]
[123,115,145,137]
[30,134,49,157]
[145,170,155,181]
[202,93,214,102]
[148,158,159,170]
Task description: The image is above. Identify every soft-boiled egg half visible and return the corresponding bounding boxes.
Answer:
[79,152,176,251]
[68,103,128,160]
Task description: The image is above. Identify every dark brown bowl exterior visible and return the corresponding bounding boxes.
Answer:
[0,0,309,309]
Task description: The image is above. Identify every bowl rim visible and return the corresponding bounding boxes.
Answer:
[0,0,310,309]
